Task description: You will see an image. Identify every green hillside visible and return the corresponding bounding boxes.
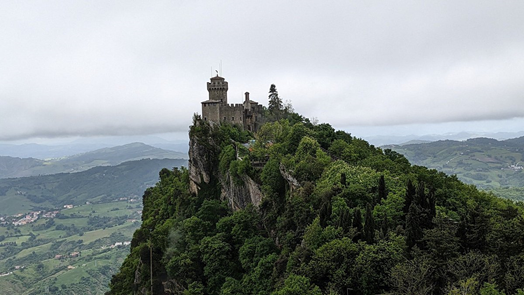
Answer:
[108,113,524,295]
[0,158,187,294]
[0,158,186,216]
[0,200,141,295]
[384,138,524,199]
[0,142,187,179]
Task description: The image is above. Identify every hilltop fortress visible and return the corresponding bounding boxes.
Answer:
[201,75,264,132]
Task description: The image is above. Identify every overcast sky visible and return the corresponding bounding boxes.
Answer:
[1,1,523,143]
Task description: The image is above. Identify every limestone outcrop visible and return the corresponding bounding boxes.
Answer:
[188,122,263,210]
[221,172,264,211]
[188,134,216,195]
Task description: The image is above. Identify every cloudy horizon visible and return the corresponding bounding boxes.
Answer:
[1,1,523,143]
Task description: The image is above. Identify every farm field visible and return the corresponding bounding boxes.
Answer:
[0,200,141,294]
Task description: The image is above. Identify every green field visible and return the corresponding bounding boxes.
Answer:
[0,200,141,294]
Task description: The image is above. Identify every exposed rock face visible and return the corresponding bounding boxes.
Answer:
[188,123,263,209]
[279,163,301,195]
[188,135,216,195]
[221,173,264,210]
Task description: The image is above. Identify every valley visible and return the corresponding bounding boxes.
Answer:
[384,137,524,200]
[0,200,140,294]
[0,144,187,294]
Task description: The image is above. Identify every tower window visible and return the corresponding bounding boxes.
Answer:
[232,117,234,121]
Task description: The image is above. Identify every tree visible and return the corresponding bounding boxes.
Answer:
[364,203,375,244]
[353,208,363,242]
[377,174,387,204]
[273,274,322,295]
[391,256,435,295]
[405,203,423,250]
[268,84,283,119]
[200,234,238,293]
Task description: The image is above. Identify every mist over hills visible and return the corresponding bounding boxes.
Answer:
[0,135,189,159]
[0,142,187,179]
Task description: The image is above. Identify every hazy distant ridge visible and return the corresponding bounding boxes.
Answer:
[384,136,524,190]
[0,142,187,179]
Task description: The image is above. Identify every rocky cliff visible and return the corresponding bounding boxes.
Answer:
[188,119,263,210]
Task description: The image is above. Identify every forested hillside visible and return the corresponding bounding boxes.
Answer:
[384,138,524,200]
[108,113,524,295]
[384,138,524,188]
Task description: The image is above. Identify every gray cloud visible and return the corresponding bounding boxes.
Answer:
[1,0,523,140]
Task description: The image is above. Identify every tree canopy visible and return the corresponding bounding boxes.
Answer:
[108,111,524,295]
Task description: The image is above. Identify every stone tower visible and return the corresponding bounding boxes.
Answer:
[201,75,264,132]
[207,75,228,103]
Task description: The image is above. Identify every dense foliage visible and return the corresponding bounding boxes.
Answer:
[109,114,524,295]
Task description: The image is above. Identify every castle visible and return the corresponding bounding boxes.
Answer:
[201,75,264,132]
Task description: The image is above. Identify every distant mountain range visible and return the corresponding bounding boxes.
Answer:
[366,131,524,146]
[0,136,189,159]
[0,142,187,179]
[383,136,524,190]
[0,157,187,216]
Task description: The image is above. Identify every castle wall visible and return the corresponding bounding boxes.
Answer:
[244,103,265,132]
[202,102,221,124]
[220,104,245,128]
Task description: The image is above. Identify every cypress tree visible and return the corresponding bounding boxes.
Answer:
[319,200,332,228]
[352,208,363,242]
[405,203,423,250]
[378,174,387,203]
[364,203,375,244]
[380,212,389,238]
[403,179,416,216]
[341,173,347,187]
[338,208,352,232]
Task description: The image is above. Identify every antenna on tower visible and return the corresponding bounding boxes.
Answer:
[219,60,222,76]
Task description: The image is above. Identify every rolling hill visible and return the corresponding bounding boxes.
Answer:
[0,142,187,179]
[383,136,524,190]
[0,158,187,216]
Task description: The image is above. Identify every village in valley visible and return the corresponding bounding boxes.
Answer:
[0,196,142,283]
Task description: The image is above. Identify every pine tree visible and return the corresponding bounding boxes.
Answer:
[268,84,283,119]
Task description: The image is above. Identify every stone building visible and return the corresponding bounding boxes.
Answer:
[201,75,264,132]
